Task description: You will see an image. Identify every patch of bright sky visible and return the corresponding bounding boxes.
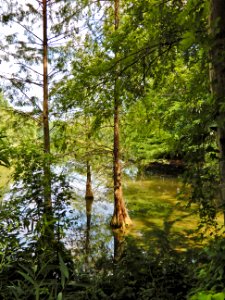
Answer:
[0,0,91,113]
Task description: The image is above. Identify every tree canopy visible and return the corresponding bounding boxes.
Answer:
[0,0,225,299]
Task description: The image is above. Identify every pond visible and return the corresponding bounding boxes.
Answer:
[0,164,200,261]
[59,169,200,262]
[124,176,199,251]
[0,165,204,299]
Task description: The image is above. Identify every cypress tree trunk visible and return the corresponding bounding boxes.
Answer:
[42,0,52,214]
[85,115,94,201]
[85,160,94,200]
[209,0,225,223]
[110,0,132,229]
[86,196,93,229]
[84,115,94,238]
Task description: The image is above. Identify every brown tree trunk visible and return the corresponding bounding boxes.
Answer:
[84,114,94,201]
[85,162,93,252]
[86,196,93,229]
[85,163,93,256]
[43,0,52,214]
[110,0,132,229]
[85,160,94,200]
[209,0,225,223]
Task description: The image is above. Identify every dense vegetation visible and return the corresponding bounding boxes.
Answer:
[0,0,225,299]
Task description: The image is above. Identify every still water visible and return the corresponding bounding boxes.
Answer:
[62,172,199,260]
[0,165,199,259]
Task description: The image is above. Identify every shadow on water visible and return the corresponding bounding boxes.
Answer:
[79,173,200,299]
[124,175,200,252]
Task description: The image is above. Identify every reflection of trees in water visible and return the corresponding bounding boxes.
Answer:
[85,160,94,231]
[85,158,94,254]
[133,206,198,252]
[113,230,126,263]
[84,197,115,271]
[85,197,93,252]
[0,167,200,299]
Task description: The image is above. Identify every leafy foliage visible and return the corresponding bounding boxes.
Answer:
[0,0,224,299]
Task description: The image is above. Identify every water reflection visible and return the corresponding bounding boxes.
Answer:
[113,230,126,263]
[85,197,93,254]
[0,165,204,299]
[124,175,199,251]
[1,165,200,263]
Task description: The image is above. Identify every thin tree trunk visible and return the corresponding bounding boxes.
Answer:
[86,196,93,230]
[110,0,132,229]
[43,0,52,213]
[209,0,225,223]
[85,160,94,200]
[85,115,94,200]
[85,160,93,238]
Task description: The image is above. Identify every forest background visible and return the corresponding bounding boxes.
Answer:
[0,0,225,299]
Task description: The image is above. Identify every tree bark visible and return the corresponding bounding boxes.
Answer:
[209,0,225,223]
[43,0,50,155]
[110,0,132,229]
[85,160,94,200]
[43,0,52,213]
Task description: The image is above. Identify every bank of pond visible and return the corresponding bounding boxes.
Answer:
[0,164,224,300]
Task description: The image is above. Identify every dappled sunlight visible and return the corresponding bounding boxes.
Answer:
[0,166,11,188]
[124,176,201,250]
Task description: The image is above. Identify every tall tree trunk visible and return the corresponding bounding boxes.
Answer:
[209,0,225,223]
[85,115,94,200]
[43,0,52,214]
[85,160,94,200]
[110,0,132,229]
[86,196,93,230]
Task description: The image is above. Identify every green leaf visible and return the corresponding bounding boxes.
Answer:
[189,293,212,300]
[212,292,225,300]
[59,253,69,279]
[17,271,35,285]
[191,292,225,300]
[57,292,63,300]
[61,274,65,289]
